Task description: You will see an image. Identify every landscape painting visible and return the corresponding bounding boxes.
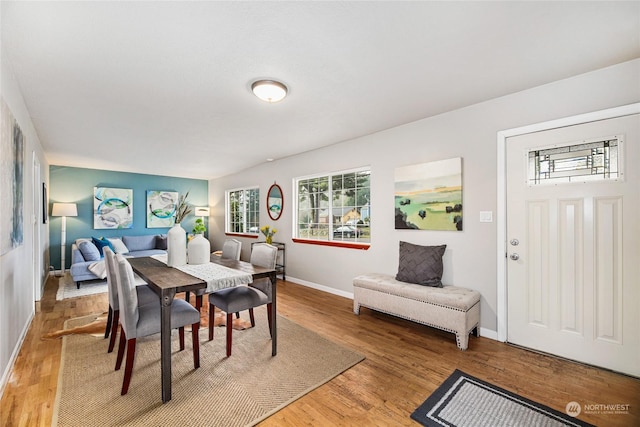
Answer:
[146,190,178,228]
[394,157,462,231]
[94,187,133,229]
[1,98,25,254]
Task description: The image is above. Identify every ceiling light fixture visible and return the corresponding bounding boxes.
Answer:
[251,80,288,103]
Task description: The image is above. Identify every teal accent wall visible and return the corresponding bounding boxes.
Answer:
[49,165,208,270]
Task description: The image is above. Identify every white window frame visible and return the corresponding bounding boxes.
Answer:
[225,186,260,235]
[293,166,371,245]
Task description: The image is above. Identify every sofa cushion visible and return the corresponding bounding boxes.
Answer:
[395,241,446,287]
[78,240,101,262]
[106,237,130,254]
[122,235,156,252]
[155,234,168,250]
[92,237,114,256]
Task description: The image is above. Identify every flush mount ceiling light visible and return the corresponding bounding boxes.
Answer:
[251,80,288,103]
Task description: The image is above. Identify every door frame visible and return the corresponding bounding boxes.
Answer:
[496,102,640,342]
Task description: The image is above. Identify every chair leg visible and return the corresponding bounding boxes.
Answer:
[192,322,200,369]
[185,291,191,303]
[249,308,255,327]
[121,338,137,395]
[208,303,215,341]
[267,303,274,338]
[226,312,233,357]
[115,330,127,370]
[108,310,120,353]
[195,294,203,312]
[179,327,185,351]
[105,306,113,339]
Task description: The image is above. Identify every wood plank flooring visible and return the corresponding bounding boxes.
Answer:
[1,275,638,426]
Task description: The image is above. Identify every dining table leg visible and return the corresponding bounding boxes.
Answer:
[160,288,176,403]
[271,272,277,356]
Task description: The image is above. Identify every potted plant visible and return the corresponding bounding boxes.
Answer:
[260,225,277,245]
[192,218,206,235]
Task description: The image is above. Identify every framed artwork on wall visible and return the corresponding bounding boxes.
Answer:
[394,157,463,231]
[146,190,178,228]
[94,187,133,229]
[1,98,25,254]
[42,182,48,224]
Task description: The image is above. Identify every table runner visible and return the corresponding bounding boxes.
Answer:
[151,254,253,292]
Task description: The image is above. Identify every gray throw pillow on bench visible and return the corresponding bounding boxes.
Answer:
[395,241,446,287]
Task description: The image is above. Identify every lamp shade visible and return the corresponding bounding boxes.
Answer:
[251,80,288,103]
[194,207,210,217]
[52,203,78,217]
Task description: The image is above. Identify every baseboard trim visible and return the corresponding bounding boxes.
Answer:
[284,276,354,300]
[284,276,499,342]
[0,311,34,400]
[479,327,498,341]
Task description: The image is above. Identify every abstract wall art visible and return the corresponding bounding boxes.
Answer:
[94,187,133,229]
[394,157,463,231]
[146,190,178,228]
[1,98,25,254]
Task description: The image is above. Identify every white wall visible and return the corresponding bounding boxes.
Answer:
[0,53,50,396]
[210,59,640,334]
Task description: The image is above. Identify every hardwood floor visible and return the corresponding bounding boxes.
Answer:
[2,275,639,426]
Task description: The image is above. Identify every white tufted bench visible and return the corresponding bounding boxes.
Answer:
[353,273,480,350]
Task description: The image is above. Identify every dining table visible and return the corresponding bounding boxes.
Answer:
[127,253,277,403]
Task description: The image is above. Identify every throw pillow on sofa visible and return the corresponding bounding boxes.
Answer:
[155,235,168,250]
[106,237,129,255]
[395,241,446,287]
[92,237,114,256]
[78,240,101,262]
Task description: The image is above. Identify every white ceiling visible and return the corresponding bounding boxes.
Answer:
[2,1,639,180]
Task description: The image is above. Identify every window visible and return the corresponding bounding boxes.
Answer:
[226,187,260,234]
[295,168,370,244]
[528,136,621,185]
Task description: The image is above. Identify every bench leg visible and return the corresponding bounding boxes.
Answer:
[353,300,361,315]
[456,332,470,351]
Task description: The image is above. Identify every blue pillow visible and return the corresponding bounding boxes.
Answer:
[78,241,101,261]
[92,237,114,257]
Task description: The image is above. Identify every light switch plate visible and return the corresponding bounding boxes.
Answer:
[479,211,493,223]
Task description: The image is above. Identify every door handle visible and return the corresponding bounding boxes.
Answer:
[510,253,520,261]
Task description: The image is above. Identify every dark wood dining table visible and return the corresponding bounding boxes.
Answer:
[128,254,277,403]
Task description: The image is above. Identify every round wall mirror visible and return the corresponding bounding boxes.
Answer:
[267,183,283,220]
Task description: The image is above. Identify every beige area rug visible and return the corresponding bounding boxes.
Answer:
[56,274,107,301]
[53,307,365,427]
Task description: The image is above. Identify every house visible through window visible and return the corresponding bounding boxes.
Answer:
[295,168,370,244]
[226,187,260,234]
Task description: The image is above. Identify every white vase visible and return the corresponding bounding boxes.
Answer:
[167,223,187,267]
[188,233,211,265]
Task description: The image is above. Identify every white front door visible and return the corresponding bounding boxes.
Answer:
[506,114,640,377]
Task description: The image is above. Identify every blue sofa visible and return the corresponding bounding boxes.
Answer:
[70,234,167,288]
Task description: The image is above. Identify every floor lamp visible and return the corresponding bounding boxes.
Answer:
[52,202,78,276]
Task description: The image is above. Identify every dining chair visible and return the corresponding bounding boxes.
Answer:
[185,238,242,308]
[221,238,242,261]
[103,247,159,353]
[208,243,278,356]
[114,253,201,395]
